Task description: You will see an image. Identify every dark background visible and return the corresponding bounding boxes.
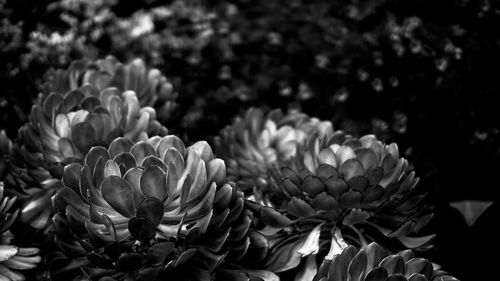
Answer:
[1,0,499,279]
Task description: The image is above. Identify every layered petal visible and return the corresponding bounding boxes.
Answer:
[52,135,249,280]
[313,243,458,281]
[248,131,433,274]
[5,66,168,233]
[215,108,333,193]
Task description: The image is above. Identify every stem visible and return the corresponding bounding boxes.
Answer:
[324,226,349,260]
[349,225,368,247]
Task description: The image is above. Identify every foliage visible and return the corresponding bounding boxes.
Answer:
[1,0,498,280]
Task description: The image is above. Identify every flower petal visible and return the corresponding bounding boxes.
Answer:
[101,176,136,217]
[140,165,167,200]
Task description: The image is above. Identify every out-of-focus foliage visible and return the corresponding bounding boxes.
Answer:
[3,0,500,151]
[0,182,42,281]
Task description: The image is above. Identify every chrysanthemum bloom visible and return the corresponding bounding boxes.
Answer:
[246,132,433,275]
[6,82,168,232]
[215,108,333,194]
[43,56,177,122]
[0,182,41,281]
[51,136,251,280]
[314,242,457,281]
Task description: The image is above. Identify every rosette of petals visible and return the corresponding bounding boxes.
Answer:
[51,135,250,280]
[44,56,177,122]
[314,242,458,281]
[246,131,433,275]
[6,83,167,232]
[215,108,333,193]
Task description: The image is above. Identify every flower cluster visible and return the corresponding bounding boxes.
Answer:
[217,112,436,278]
[5,58,168,233]
[51,136,250,280]
[0,1,467,280]
[215,108,333,193]
[314,242,457,281]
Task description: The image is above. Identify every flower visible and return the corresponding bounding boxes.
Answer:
[314,242,458,281]
[43,56,177,122]
[0,182,41,281]
[246,131,433,274]
[6,82,167,232]
[215,108,333,193]
[51,135,250,280]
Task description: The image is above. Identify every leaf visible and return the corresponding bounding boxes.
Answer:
[116,253,147,271]
[142,156,168,172]
[302,176,325,197]
[58,138,75,158]
[128,217,156,242]
[136,198,164,226]
[104,160,121,178]
[114,152,137,174]
[174,248,197,267]
[348,250,367,281]
[339,190,363,208]
[408,274,428,281]
[244,269,280,281]
[101,176,136,217]
[266,238,304,272]
[297,224,323,256]
[355,148,379,171]
[85,220,113,247]
[449,200,494,227]
[405,258,433,280]
[70,122,96,153]
[207,158,226,186]
[312,192,338,211]
[260,206,293,228]
[339,159,365,180]
[315,164,338,181]
[0,245,18,262]
[397,234,435,249]
[62,163,83,191]
[294,255,317,281]
[385,275,407,281]
[327,246,357,281]
[131,141,157,166]
[190,141,214,163]
[140,165,167,200]
[365,242,389,270]
[157,135,186,158]
[379,255,405,275]
[287,197,315,218]
[108,137,134,158]
[324,177,349,197]
[147,242,175,266]
[365,267,389,281]
[342,209,371,226]
[84,146,110,170]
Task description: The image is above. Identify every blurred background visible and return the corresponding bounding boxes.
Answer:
[1,0,499,279]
